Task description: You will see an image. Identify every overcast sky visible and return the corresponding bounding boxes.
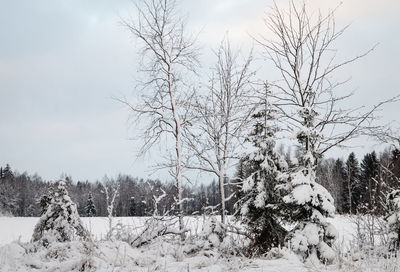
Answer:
[1,0,399,182]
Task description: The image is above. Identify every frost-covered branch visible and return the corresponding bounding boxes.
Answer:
[102,180,120,239]
[255,1,397,159]
[120,0,200,237]
[183,38,257,223]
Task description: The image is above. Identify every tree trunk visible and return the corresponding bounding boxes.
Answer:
[168,69,185,240]
[218,169,226,224]
[348,175,352,214]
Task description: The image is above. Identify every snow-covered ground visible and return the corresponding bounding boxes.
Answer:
[0,216,220,245]
[0,216,355,245]
[0,215,397,271]
[0,215,356,247]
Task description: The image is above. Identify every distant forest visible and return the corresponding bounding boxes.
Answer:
[1,147,400,217]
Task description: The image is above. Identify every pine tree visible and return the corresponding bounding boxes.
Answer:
[343,153,361,214]
[2,164,13,180]
[128,197,136,216]
[0,172,18,215]
[32,180,90,247]
[85,193,96,217]
[239,90,288,255]
[279,96,337,263]
[360,151,379,213]
[332,159,346,214]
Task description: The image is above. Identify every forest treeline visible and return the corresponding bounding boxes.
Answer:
[1,147,399,217]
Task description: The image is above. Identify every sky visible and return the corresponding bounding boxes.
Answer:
[1,0,399,183]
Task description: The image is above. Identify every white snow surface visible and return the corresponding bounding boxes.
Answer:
[0,215,390,271]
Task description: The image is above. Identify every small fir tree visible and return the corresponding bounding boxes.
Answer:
[32,180,89,247]
[85,193,96,217]
[2,164,13,180]
[278,96,337,263]
[239,88,288,255]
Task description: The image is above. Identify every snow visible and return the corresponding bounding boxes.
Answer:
[242,175,255,192]
[0,215,395,271]
[2,217,355,248]
[283,171,336,216]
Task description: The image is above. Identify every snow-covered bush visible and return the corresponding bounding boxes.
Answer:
[32,179,90,247]
[351,213,388,252]
[130,216,180,247]
[182,215,245,257]
[200,216,226,249]
[387,189,400,251]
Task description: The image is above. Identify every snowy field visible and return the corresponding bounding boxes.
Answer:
[0,216,355,247]
[1,215,388,272]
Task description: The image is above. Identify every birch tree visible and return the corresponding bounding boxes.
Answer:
[257,2,393,157]
[121,0,199,236]
[184,39,256,223]
[256,1,393,262]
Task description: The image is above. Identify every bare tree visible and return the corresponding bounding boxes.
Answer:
[317,158,345,212]
[103,179,120,240]
[371,125,400,150]
[120,0,199,236]
[256,1,394,160]
[254,1,395,262]
[184,39,256,223]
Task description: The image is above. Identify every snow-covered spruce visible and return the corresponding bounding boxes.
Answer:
[279,105,337,263]
[387,189,400,251]
[238,97,288,255]
[280,166,337,262]
[32,179,90,247]
[85,193,96,217]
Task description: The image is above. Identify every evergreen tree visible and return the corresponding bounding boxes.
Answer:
[39,194,52,215]
[279,97,337,263]
[332,159,346,213]
[85,193,96,217]
[360,151,379,212]
[343,153,361,214]
[2,164,13,180]
[239,97,288,254]
[32,180,90,247]
[0,173,18,215]
[128,197,135,216]
[137,196,146,216]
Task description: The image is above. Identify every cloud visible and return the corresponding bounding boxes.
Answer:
[0,0,399,182]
